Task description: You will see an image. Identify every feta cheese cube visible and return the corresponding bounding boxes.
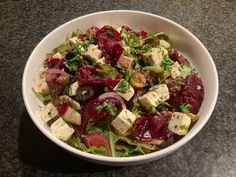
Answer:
[52,52,64,59]
[170,61,181,79]
[34,78,49,95]
[68,81,79,96]
[37,103,58,123]
[168,112,191,135]
[143,47,162,66]
[139,91,159,110]
[160,39,171,49]
[111,109,137,134]
[117,55,133,69]
[150,84,170,102]
[69,37,80,44]
[84,44,102,60]
[114,79,135,101]
[59,95,81,111]
[50,117,74,141]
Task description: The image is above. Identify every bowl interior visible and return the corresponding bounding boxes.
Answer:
[22,10,218,165]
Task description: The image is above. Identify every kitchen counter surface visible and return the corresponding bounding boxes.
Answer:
[0,0,235,176]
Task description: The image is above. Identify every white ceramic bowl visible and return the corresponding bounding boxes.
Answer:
[22,10,218,166]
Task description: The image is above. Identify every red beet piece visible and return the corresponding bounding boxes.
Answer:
[78,66,122,89]
[167,74,204,114]
[96,25,123,65]
[46,57,64,69]
[132,113,172,142]
[84,132,112,156]
[169,50,186,64]
[87,26,99,35]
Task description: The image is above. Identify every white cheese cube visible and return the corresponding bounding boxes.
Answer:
[84,44,102,60]
[168,112,191,135]
[150,84,170,102]
[111,109,137,134]
[59,95,81,111]
[39,67,47,79]
[171,61,181,79]
[69,37,80,44]
[117,55,133,69]
[143,47,162,66]
[68,81,79,96]
[37,103,58,123]
[139,91,159,110]
[114,79,135,101]
[34,78,49,95]
[160,39,171,49]
[52,52,64,59]
[116,27,122,33]
[50,117,74,141]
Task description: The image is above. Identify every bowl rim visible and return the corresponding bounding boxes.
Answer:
[22,10,219,163]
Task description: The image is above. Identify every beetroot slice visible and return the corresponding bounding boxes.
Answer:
[84,132,112,156]
[169,50,186,64]
[167,74,204,114]
[132,113,172,142]
[57,103,69,115]
[96,25,123,65]
[46,57,64,69]
[78,66,122,89]
[81,92,124,133]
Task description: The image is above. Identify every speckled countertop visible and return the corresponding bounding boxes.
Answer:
[0,0,235,176]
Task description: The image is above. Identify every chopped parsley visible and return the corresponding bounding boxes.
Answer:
[180,125,189,131]
[179,103,191,113]
[115,80,131,93]
[96,101,118,117]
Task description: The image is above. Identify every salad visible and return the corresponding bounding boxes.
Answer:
[34,25,204,157]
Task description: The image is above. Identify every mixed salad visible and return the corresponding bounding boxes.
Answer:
[34,25,204,157]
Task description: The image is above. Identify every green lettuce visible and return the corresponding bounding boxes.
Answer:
[67,137,107,156]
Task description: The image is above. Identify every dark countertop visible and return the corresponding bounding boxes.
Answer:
[0,0,235,176]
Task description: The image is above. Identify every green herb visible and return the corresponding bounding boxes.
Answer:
[127,118,133,126]
[180,103,191,113]
[170,85,181,91]
[180,125,189,131]
[96,101,118,117]
[65,54,83,73]
[106,28,114,36]
[132,59,142,70]
[115,79,130,93]
[161,55,174,70]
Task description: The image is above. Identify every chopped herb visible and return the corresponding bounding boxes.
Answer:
[96,101,118,117]
[180,103,191,113]
[106,29,114,37]
[115,80,131,93]
[127,118,133,126]
[170,85,181,91]
[180,125,189,131]
[161,55,174,70]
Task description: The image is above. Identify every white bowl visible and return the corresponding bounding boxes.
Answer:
[22,10,218,166]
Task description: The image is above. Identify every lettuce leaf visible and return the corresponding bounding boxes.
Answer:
[67,137,107,156]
